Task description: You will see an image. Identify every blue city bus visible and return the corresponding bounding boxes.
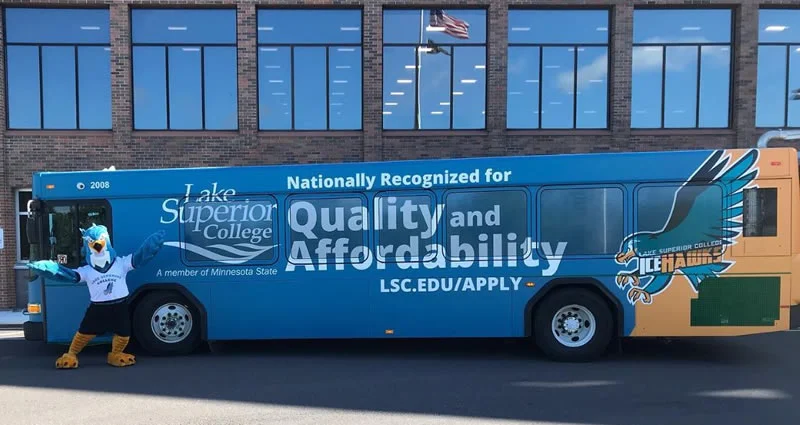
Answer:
[21,147,800,361]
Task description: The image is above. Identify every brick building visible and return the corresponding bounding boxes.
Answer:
[0,0,798,308]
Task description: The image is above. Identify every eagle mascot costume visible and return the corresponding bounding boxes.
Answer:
[27,224,165,369]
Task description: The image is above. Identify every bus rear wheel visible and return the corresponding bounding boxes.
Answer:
[532,288,614,362]
[133,291,201,356]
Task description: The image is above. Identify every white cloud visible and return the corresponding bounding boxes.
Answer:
[555,36,729,93]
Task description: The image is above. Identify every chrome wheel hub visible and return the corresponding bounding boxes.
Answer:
[151,302,192,344]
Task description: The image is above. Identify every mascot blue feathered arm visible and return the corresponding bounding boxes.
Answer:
[26,259,81,283]
[26,228,165,280]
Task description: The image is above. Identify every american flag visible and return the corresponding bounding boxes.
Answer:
[429,9,469,39]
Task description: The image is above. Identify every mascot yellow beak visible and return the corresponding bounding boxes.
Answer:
[91,239,106,253]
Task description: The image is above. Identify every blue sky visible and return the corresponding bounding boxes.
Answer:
[4,7,800,131]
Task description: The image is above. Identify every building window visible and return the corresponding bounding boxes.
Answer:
[257,9,362,131]
[16,189,32,263]
[756,9,800,128]
[383,9,487,130]
[131,9,238,130]
[4,8,111,130]
[507,9,610,130]
[631,8,732,129]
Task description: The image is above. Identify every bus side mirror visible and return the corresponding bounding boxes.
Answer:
[26,200,41,245]
[26,215,40,246]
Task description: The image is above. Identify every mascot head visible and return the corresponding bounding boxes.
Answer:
[80,224,116,271]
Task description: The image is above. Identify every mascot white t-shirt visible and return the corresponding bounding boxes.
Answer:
[76,254,134,303]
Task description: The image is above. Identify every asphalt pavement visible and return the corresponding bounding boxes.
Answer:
[1,329,799,425]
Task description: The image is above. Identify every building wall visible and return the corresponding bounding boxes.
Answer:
[0,0,793,308]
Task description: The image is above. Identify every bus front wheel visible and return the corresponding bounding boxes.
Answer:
[132,291,201,356]
[532,288,614,362]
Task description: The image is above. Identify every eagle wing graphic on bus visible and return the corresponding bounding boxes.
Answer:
[614,149,760,305]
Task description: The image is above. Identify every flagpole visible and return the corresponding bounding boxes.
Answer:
[417,9,423,130]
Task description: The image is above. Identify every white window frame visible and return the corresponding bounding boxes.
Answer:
[15,188,31,266]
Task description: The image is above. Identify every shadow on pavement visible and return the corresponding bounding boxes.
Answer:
[1,332,799,425]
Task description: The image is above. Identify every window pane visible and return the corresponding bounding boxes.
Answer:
[7,46,41,129]
[78,203,110,266]
[743,188,778,237]
[507,46,540,129]
[375,194,436,262]
[6,8,109,44]
[384,9,485,44]
[293,47,327,130]
[445,190,530,260]
[133,46,167,130]
[288,197,367,264]
[329,47,362,130]
[418,47,451,129]
[78,203,110,231]
[664,46,698,128]
[204,46,238,130]
[755,45,787,128]
[17,191,32,213]
[257,9,361,44]
[541,47,574,129]
[258,47,292,130]
[631,46,663,128]
[699,46,730,128]
[540,187,624,256]
[168,47,203,129]
[636,185,722,250]
[789,47,800,128]
[182,197,277,264]
[383,10,422,44]
[633,9,731,44]
[132,9,236,44]
[453,46,485,129]
[78,46,112,129]
[382,47,416,129]
[576,47,608,128]
[42,46,77,129]
[759,9,800,44]
[636,186,678,233]
[508,10,609,44]
[47,205,77,267]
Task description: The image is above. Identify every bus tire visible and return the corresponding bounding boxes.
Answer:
[132,291,201,356]
[532,288,614,362]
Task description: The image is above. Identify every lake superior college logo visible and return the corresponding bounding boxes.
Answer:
[614,149,760,305]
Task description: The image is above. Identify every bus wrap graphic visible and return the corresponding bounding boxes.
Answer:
[157,181,569,276]
[614,149,760,305]
[160,183,279,265]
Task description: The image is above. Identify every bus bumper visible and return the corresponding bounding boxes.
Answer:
[23,320,43,341]
[23,278,44,341]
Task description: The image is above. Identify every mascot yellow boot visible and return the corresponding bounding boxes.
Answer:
[28,224,165,369]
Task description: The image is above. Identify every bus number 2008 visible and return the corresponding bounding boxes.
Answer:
[90,181,110,189]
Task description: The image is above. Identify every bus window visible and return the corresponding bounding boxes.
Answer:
[444,189,530,260]
[288,195,368,265]
[78,203,110,232]
[743,187,778,237]
[375,192,437,263]
[44,201,111,268]
[539,187,624,256]
[46,204,78,268]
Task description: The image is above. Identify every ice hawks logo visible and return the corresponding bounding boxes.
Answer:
[615,149,759,305]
